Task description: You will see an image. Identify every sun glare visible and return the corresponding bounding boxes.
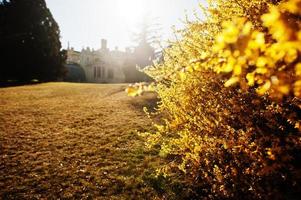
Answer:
[116,0,147,25]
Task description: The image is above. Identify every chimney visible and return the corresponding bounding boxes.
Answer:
[101,39,107,50]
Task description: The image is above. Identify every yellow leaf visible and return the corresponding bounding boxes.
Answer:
[271,76,280,85]
[186,66,194,73]
[147,84,155,92]
[193,62,202,71]
[257,81,271,95]
[246,73,255,86]
[222,62,234,73]
[224,77,239,87]
[294,80,301,97]
[262,7,280,27]
[126,86,139,97]
[242,21,253,35]
[295,80,301,87]
[285,48,298,63]
[233,50,240,58]
[256,57,267,68]
[295,63,301,76]
[295,122,300,129]
[233,65,242,75]
[255,67,268,74]
[221,57,236,73]
[200,52,208,59]
[179,71,186,81]
[255,32,265,47]
[281,0,301,15]
[278,85,290,95]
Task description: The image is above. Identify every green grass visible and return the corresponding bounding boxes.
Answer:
[0,82,162,199]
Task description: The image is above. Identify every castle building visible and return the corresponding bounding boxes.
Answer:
[66,39,129,83]
[66,39,157,83]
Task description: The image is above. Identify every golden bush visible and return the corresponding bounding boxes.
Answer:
[128,0,301,199]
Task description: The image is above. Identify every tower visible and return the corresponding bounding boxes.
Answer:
[101,39,108,51]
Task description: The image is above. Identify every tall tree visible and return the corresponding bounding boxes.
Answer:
[122,15,160,82]
[0,0,66,82]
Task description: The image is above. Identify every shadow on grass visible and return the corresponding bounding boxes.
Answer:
[129,92,159,113]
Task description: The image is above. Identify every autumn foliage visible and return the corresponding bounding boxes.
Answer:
[128,0,301,199]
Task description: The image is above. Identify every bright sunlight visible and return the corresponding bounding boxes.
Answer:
[116,0,147,25]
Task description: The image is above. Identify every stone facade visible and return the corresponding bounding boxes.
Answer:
[66,39,130,83]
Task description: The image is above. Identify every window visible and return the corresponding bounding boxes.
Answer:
[101,67,105,78]
[97,67,101,78]
[94,67,97,79]
[108,69,114,79]
[94,66,105,79]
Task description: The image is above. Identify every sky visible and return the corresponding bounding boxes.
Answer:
[45,0,205,51]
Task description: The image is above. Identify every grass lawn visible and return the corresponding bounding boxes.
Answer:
[0,82,162,199]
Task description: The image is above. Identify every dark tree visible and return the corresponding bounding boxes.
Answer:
[0,0,66,82]
[64,63,86,83]
[122,57,152,83]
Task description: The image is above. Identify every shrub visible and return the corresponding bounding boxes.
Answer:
[129,0,301,199]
